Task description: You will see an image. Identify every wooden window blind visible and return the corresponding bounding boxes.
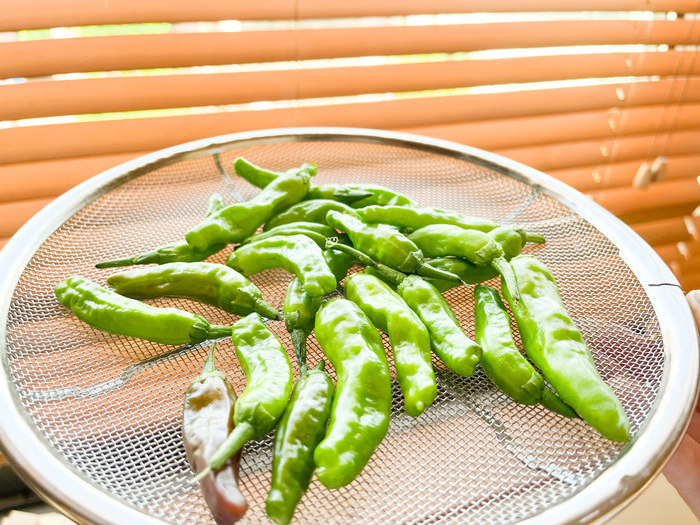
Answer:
[1,0,699,289]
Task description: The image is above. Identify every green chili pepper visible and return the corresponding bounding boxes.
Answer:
[283,277,323,371]
[199,313,294,478]
[407,223,520,303]
[233,157,317,189]
[325,211,461,284]
[487,225,544,259]
[263,199,358,231]
[344,272,436,417]
[327,240,481,379]
[186,164,314,251]
[241,221,341,249]
[313,298,392,489]
[95,193,228,269]
[501,256,629,441]
[356,205,499,233]
[421,257,499,292]
[183,343,248,524]
[106,262,279,320]
[226,234,337,297]
[54,276,232,345]
[323,248,358,282]
[265,362,334,525]
[307,183,417,208]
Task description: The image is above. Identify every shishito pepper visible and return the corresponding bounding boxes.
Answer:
[106,262,280,320]
[263,199,358,230]
[183,343,248,524]
[233,157,317,189]
[240,221,343,250]
[356,205,500,233]
[305,183,417,208]
[344,272,437,417]
[420,257,499,293]
[54,276,232,345]
[198,313,293,478]
[501,255,630,441]
[313,298,392,489]
[265,362,334,525]
[283,277,323,371]
[226,234,337,298]
[186,164,314,251]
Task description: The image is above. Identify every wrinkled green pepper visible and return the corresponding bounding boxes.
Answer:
[263,199,358,230]
[313,298,392,489]
[54,276,232,345]
[265,362,334,525]
[183,343,248,524]
[241,221,342,249]
[233,157,317,190]
[306,183,417,208]
[283,277,323,371]
[501,256,630,441]
[226,234,337,297]
[356,205,499,233]
[106,262,279,320]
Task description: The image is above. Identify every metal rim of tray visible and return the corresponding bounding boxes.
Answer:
[0,127,697,525]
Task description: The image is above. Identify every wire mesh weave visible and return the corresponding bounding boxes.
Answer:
[3,138,663,524]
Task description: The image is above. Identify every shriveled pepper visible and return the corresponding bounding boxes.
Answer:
[313,298,392,489]
[106,262,280,320]
[501,256,630,441]
[344,272,437,417]
[283,277,323,371]
[198,313,293,478]
[183,343,248,524]
[233,157,317,189]
[226,234,337,297]
[263,199,358,231]
[265,362,334,525]
[185,164,314,251]
[325,211,461,284]
[54,276,232,345]
[473,285,577,418]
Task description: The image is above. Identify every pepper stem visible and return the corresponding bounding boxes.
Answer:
[199,342,218,378]
[525,233,546,244]
[324,239,406,286]
[209,421,256,473]
[94,257,136,269]
[416,262,463,284]
[491,257,520,305]
[207,325,234,339]
[255,299,281,321]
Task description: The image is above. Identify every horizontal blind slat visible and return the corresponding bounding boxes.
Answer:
[4,50,699,121]
[2,19,697,79]
[3,0,699,32]
[0,198,55,238]
[632,217,694,246]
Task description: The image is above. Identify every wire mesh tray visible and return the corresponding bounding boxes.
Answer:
[0,128,697,525]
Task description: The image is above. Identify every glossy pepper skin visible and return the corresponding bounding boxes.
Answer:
[185,164,314,251]
[421,257,499,293]
[344,272,437,417]
[183,344,248,524]
[106,262,280,320]
[313,299,392,489]
[233,157,317,190]
[306,183,417,208]
[356,205,499,233]
[204,313,294,474]
[502,256,630,441]
[241,221,342,249]
[226,234,337,297]
[54,276,232,345]
[265,362,334,525]
[325,211,461,284]
[283,277,323,370]
[263,199,358,230]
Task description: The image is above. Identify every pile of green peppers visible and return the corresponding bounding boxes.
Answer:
[53,158,630,525]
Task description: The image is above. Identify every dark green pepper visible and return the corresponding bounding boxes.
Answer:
[106,262,280,320]
[263,199,358,231]
[421,257,499,292]
[283,277,323,371]
[183,343,248,524]
[265,362,334,525]
[233,157,317,189]
[344,272,436,417]
[185,164,314,251]
[199,313,293,478]
[54,276,232,345]
[501,256,630,441]
[313,298,392,489]
[325,211,461,284]
[226,234,337,298]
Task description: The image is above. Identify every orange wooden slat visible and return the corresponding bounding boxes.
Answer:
[686,215,700,240]
[2,78,699,166]
[5,50,699,121]
[2,0,698,32]
[0,197,55,238]
[2,19,697,79]
[620,204,699,224]
[547,153,700,193]
[653,242,684,263]
[593,178,700,219]
[631,217,693,246]
[679,240,700,259]
[0,152,147,203]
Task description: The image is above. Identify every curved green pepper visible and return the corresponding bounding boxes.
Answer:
[283,277,323,371]
[186,164,314,251]
[323,248,358,282]
[356,205,499,233]
[241,221,341,249]
[233,157,317,190]
[344,272,436,417]
[54,276,232,345]
[263,199,358,231]
[265,362,334,525]
[106,262,280,320]
[226,234,337,298]
[201,313,293,476]
[421,257,499,292]
[502,256,629,441]
[306,183,417,208]
[325,211,460,284]
[313,298,392,489]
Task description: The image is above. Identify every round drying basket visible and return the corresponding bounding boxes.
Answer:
[0,128,697,525]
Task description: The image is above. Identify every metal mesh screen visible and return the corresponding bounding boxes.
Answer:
[3,138,664,524]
